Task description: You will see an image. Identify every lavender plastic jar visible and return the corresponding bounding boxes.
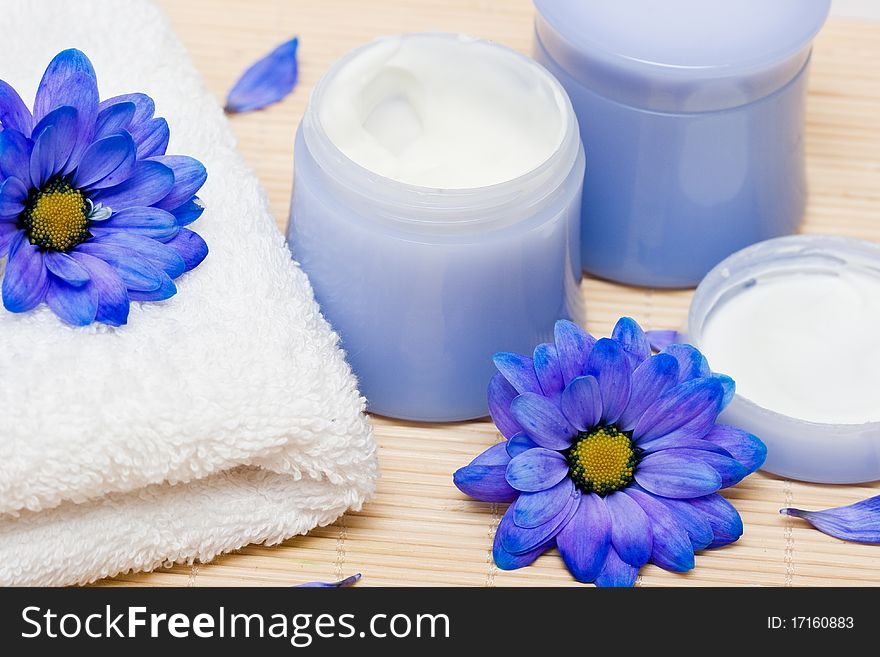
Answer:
[288,34,584,421]
[533,0,831,287]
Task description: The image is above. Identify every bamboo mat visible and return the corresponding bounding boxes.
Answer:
[103,1,880,586]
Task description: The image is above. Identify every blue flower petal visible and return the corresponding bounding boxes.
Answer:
[668,448,750,488]
[170,197,205,226]
[453,464,518,503]
[661,344,710,383]
[689,494,743,548]
[493,352,542,395]
[645,329,680,352]
[45,276,98,326]
[97,94,164,157]
[493,531,553,571]
[0,224,20,256]
[639,436,728,456]
[617,353,680,432]
[470,441,511,466]
[612,317,651,370]
[70,252,130,326]
[560,375,602,432]
[657,496,714,550]
[513,477,574,528]
[554,319,595,384]
[127,273,177,302]
[604,491,652,568]
[98,93,155,128]
[594,546,639,587]
[510,392,576,450]
[91,206,179,242]
[225,37,299,113]
[75,241,164,292]
[0,129,33,182]
[625,488,695,572]
[634,451,722,499]
[505,447,569,492]
[93,232,186,279]
[73,132,137,190]
[0,176,28,217]
[703,425,767,474]
[555,493,611,583]
[45,251,90,286]
[585,338,631,424]
[488,372,522,439]
[33,50,99,170]
[1,232,48,313]
[132,118,170,159]
[633,377,724,445]
[498,491,578,555]
[0,79,33,135]
[713,373,736,410]
[164,228,209,272]
[506,432,538,458]
[91,160,175,212]
[296,574,361,588]
[94,101,136,140]
[533,343,564,400]
[30,106,78,187]
[781,495,880,544]
[33,49,96,122]
[151,155,207,211]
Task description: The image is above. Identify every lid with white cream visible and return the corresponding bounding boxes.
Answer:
[687,235,880,484]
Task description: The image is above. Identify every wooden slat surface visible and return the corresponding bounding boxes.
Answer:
[103,1,880,586]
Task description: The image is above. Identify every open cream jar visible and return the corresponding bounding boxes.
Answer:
[688,235,880,483]
[288,33,584,421]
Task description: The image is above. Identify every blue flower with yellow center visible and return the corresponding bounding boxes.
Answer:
[454,318,767,586]
[0,49,208,327]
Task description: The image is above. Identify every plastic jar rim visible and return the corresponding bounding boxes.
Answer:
[300,32,582,230]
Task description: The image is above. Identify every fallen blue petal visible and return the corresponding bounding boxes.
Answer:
[226,37,299,113]
[781,495,880,543]
[645,329,681,352]
[296,574,361,588]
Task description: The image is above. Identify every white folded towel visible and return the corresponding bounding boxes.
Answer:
[0,0,377,586]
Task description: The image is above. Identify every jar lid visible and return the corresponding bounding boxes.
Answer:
[687,235,880,484]
[534,0,831,112]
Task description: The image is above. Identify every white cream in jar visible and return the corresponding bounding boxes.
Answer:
[700,268,880,424]
[317,33,568,188]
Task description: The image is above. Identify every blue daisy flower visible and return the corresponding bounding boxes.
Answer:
[0,49,208,327]
[454,317,767,586]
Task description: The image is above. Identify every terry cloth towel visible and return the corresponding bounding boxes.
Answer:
[0,0,377,585]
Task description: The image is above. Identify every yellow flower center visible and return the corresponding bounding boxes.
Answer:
[21,179,90,252]
[566,426,638,496]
